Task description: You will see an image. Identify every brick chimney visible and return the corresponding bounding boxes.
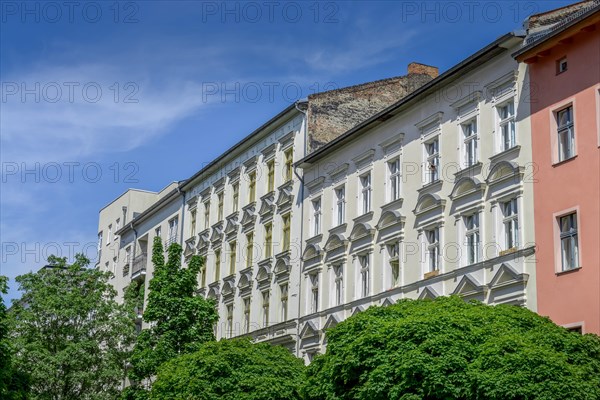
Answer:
[408,62,439,78]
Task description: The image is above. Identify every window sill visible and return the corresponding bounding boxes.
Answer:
[552,155,578,167]
[489,145,520,163]
[424,270,439,279]
[556,266,581,276]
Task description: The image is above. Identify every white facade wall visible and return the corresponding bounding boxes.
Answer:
[183,111,305,352]
[297,42,537,361]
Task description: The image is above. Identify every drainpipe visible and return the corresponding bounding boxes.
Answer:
[293,100,307,358]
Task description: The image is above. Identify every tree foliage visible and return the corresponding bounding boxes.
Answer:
[303,296,600,400]
[151,338,306,400]
[9,254,136,400]
[128,237,218,387]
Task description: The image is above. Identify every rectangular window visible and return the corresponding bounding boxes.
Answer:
[264,223,273,258]
[334,265,343,306]
[280,283,288,321]
[243,297,251,333]
[335,186,345,225]
[125,246,132,265]
[503,199,519,250]
[284,148,293,182]
[388,158,401,202]
[107,224,112,245]
[498,101,516,151]
[360,173,372,214]
[425,138,439,184]
[262,291,270,327]
[389,243,400,286]
[426,227,440,272]
[248,171,256,203]
[217,193,224,221]
[557,57,568,74]
[560,213,579,271]
[462,119,478,167]
[190,209,197,237]
[214,249,221,281]
[204,201,210,230]
[312,198,321,236]
[232,182,239,212]
[200,264,207,288]
[168,217,178,244]
[359,255,370,297]
[229,241,237,275]
[282,213,291,252]
[246,232,254,268]
[310,274,319,313]
[557,106,575,162]
[226,304,233,338]
[115,218,120,239]
[97,231,103,250]
[465,213,480,265]
[267,160,275,192]
[155,226,161,238]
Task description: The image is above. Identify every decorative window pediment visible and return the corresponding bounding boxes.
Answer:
[305,176,325,195]
[278,130,295,149]
[450,177,486,200]
[243,155,258,171]
[221,278,236,300]
[485,71,517,104]
[416,112,443,139]
[210,221,224,244]
[302,243,322,261]
[275,181,294,212]
[452,274,487,298]
[451,91,482,119]
[418,286,439,300]
[237,267,253,295]
[349,223,375,241]
[376,210,404,230]
[489,263,528,289]
[414,193,446,215]
[324,233,348,252]
[327,163,349,183]
[381,298,394,307]
[213,177,226,192]
[256,263,272,288]
[300,321,319,339]
[379,134,404,156]
[199,186,212,201]
[227,166,241,183]
[259,191,276,218]
[184,236,196,257]
[323,314,340,331]
[207,282,220,301]
[197,229,210,250]
[351,306,364,316]
[261,142,277,160]
[273,256,291,280]
[486,161,523,185]
[224,212,240,237]
[240,202,257,230]
[352,148,376,171]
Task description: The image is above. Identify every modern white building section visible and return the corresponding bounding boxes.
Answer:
[295,32,537,361]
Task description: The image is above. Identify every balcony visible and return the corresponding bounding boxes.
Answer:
[164,234,178,249]
[131,254,147,281]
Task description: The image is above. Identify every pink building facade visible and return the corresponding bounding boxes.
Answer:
[516,4,600,334]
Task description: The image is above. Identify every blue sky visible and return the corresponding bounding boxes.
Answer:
[0,0,574,302]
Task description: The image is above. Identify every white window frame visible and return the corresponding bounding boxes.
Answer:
[388,158,401,202]
[461,118,478,168]
[424,138,439,184]
[502,199,519,251]
[497,100,516,152]
[310,273,319,313]
[333,264,343,306]
[262,290,270,327]
[425,227,440,272]
[107,224,112,245]
[358,254,370,298]
[464,213,480,266]
[388,242,400,287]
[312,197,322,236]
[226,304,233,338]
[559,213,579,271]
[243,297,251,334]
[280,283,288,322]
[556,106,575,162]
[360,172,372,215]
[335,186,345,226]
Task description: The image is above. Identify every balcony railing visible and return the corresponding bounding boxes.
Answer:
[164,234,178,248]
[131,254,147,279]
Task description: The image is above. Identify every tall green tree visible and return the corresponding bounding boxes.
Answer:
[9,254,136,400]
[150,339,306,400]
[304,296,600,400]
[127,237,218,389]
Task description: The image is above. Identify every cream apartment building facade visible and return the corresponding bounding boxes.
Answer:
[295,32,537,361]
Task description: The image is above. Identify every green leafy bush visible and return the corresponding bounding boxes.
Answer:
[303,296,600,400]
[151,338,306,400]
